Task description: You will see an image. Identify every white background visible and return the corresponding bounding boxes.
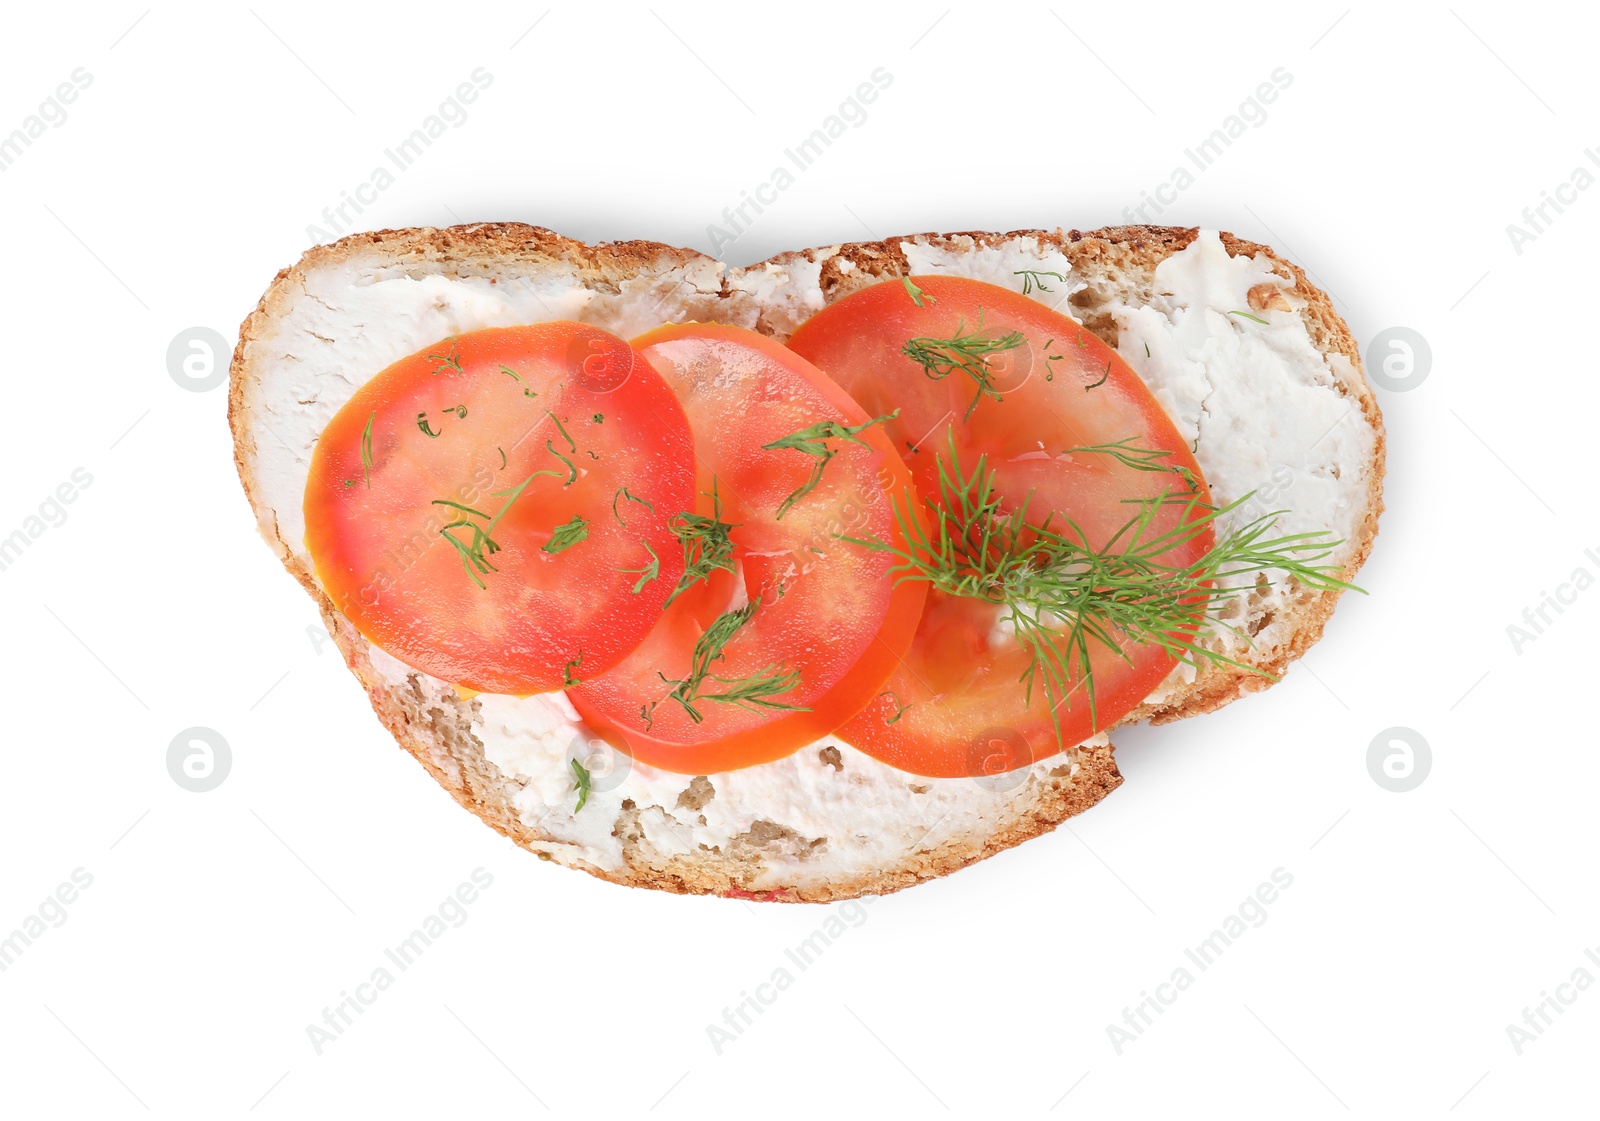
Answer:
[1,2,1593,1117]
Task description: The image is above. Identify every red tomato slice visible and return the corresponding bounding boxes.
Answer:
[567,323,927,775]
[786,276,1216,779]
[304,323,696,695]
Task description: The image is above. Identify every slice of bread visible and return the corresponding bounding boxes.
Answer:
[229,223,1381,901]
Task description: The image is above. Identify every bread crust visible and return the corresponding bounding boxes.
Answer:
[228,222,1379,901]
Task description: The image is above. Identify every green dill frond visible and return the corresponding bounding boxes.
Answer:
[432,471,541,589]
[427,337,463,374]
[612,487,654,527]
[1014,269,1068,296]
[761,411,898,519]
[643,597,810,727]
[545,440,577,485]
[901,311,1026,420]
[563,650,585,688]
[901,277,935,307]
[841,432,1360,744]
[664,480,738,607]
[545,410,576,453]
[360,411,375,488]
[570,758,591,811]
[618,539,660,593]
[543,514,589,555]
[1063,437,1198,493]
[876,690,911,724]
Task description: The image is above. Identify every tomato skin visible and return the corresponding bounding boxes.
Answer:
[567,323,927,775]
[304,323,696,695]
[787,276,1216,779]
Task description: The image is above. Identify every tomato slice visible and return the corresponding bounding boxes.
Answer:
[786,276,1216,779]
[567,323,927,774]
[304,323,696,695]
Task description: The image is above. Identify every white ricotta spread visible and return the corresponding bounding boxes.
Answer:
[1108,231,1371,554]
[1099,232,1374,701]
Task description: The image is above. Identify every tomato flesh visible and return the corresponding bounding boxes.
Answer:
[786,276,1215,778]
[567,323,927,774]
[304,323,696,695]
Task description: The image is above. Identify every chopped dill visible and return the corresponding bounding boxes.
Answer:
[761,411,898,519]
[902,311,1026,420]
[618,540,660,593]
[664,481,738,607]
[612,486,655,527]
[543,514,589,555]
[570,758,591,811]
[642,598,809,727]
[901,277,935,307]
[360,411,375,488]
[1014,269,1068,296]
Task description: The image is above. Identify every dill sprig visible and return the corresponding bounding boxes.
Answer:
[537,410,580,485]
[643,597,809,728]
[761,410,899,519]
[901,311,1027,420]
[543,514,589,555]
[1228,310,1269,325]
[570,758,591,811]
[612,487,654,527]
[563,650,584,688]
[419,404,476,438]
[842,433,1360,744]
[1014,269,1068,296]
[664,481,738,607]
[619,540,660,593]
[545,410,576,452]
[569,758,591,812]
[433,472,542,589]
[901,277,935,307]
[876,690,911,725]
[1064,438,1198,494]
[427,338,463,374]
[500,364,537,397]
[1042,338,1066,382]
[545,440,577,485]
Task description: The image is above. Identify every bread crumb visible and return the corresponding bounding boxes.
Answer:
[1247,282,1291,312]
[677,776,715,811]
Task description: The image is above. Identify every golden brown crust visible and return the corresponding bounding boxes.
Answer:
[317,590,1122,904]
[228,222,1378,902]
[604,741,1122,902]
